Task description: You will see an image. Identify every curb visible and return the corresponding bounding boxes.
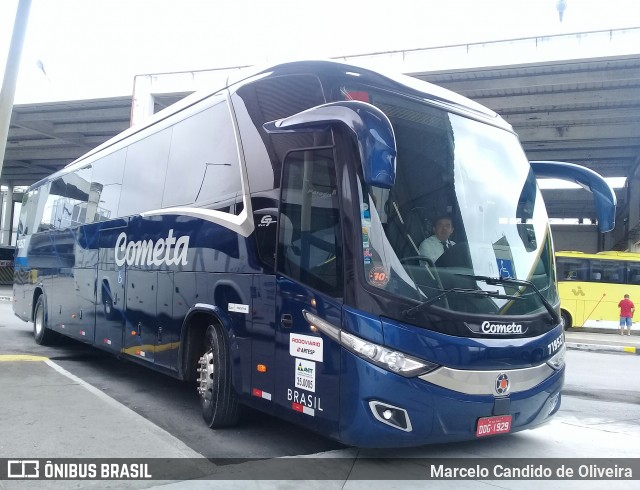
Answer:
[566,342,639,355]
[569,326,638,335]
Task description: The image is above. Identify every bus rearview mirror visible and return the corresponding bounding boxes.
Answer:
[263,101,397,189]
[530,160,616,233]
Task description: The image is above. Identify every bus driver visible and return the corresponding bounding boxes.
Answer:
[419,215,455,263]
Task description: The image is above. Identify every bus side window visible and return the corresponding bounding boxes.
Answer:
[232,75,326,192]
[18,190,38,236]
[87,149,126,223]
[118,128,172,217]
[38,179,66,232]
[278,148,343,297]
[60,165,92,228]
[558,258,587,282]
[594,260,625,284]
[162,97,241,209]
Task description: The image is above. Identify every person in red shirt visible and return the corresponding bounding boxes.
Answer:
[618,294,635,336]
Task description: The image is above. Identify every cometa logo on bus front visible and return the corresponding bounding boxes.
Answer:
[481,321,523,334]
[114,229,189,267]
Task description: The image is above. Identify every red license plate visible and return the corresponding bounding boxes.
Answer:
[476,415,512,437]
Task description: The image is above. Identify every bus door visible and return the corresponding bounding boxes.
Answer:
[154,271,176,370]
[274,148,342,437]
[47,228,76,335]
[124,269,157,364]
[66,226,98,343]
[117,217,161,364]
[249,204,279,411]
[95,222,127,354]
[122,218,177,367]
[250,273,277,410]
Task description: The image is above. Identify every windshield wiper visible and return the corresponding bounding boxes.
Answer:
[456,274,561,324]
[402,287,524,318]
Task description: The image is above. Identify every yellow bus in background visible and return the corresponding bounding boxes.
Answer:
[556,251,640,330]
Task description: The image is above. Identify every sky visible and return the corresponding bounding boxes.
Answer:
[1,0,639,103]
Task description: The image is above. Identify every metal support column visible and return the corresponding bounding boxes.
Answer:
[0,184,14,245]
[0,0,32,176]
[628,177,640,252]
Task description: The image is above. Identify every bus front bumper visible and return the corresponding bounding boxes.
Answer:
[338,350,564,448]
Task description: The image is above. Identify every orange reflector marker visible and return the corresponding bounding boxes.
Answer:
[257,364,267,373]
[131,331,137,336]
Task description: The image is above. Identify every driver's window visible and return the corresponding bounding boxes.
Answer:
[278,148,343,297]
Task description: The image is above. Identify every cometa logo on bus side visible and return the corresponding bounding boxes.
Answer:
[114,229,189,267]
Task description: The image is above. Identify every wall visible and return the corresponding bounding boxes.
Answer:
[551,224,599,253]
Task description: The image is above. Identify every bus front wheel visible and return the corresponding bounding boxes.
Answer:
[33,295,57,345]
[197,324,239,428]
[561,310,572,331]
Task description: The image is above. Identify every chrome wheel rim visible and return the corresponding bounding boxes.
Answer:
[35,303,43,337]
[196,351,214,401]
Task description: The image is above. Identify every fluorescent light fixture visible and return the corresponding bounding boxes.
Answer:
[538,177,626,189]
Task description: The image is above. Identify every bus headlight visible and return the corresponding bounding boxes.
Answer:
[546,344,566,370]
[303,309,440,377]
[339,331,438,377]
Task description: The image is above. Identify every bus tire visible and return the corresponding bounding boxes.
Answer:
[561,310,572,330]
[33,295,57,345]
[197,324,239,428]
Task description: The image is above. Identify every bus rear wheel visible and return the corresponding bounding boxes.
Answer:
[197,324,239,428]
[33,295,57,345]
[561,310,572,331]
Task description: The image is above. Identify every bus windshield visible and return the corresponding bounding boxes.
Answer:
[349,86,558,321]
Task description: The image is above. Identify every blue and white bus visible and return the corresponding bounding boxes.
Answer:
[13,60,615,447]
